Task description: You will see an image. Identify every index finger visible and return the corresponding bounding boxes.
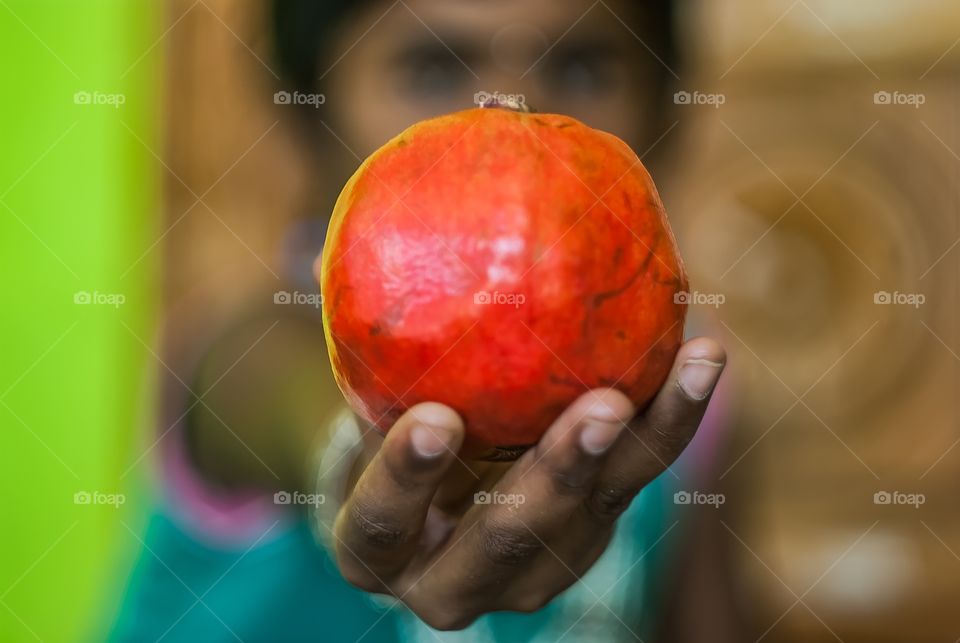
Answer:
[333,403,464,588]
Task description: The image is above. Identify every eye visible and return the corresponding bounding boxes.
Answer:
[393,44,471,99]
[541,45,623,97]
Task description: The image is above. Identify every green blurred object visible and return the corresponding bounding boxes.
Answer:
[0,1,160,640]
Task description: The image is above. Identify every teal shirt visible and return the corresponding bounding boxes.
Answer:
[109,477,674,642]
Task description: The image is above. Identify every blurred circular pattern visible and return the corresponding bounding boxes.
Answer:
[669,107,952,425]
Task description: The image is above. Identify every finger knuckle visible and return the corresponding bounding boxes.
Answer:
[513,592,553,614]
[416,604,477,631]
[348,499,408,548]
[646,419,693,460]
[585,485,636,521]
[383,448,431,492]
[477,518,541,567]
[338,563,384,593]
[548,467,593,496]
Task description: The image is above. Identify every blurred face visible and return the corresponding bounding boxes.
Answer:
[318,0,667,186]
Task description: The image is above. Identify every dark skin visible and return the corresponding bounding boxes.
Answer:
[190,0,727,631]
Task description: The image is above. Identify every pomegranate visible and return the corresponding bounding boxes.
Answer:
[321,107,687,458]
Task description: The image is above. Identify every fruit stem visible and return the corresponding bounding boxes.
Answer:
[478,95,533,113]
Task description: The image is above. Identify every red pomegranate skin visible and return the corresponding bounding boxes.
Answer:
[321,107,687,457]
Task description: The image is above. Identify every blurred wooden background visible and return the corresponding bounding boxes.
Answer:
[673,2,960,640]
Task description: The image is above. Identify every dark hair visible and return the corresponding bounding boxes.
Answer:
[272,1,371,95]
[272,0,679,98]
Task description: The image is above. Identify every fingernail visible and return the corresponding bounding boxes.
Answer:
[677,358,724,401]
[411,425,455,458]
[580,421,624,455]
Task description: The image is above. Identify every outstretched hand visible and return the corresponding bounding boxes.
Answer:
[328,337,725,631]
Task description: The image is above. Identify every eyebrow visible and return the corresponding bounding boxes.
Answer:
[384,23,636,76]
[546,37,628,59]
[386,35,483,71]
